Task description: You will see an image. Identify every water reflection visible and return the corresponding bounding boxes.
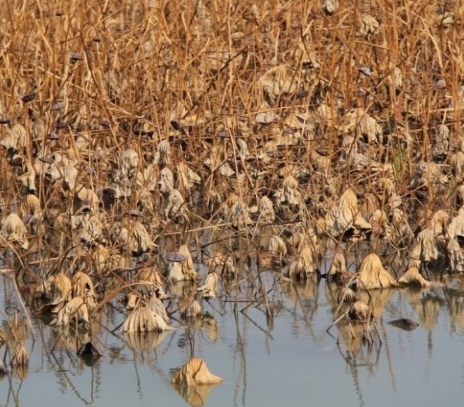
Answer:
[1,268,464,406]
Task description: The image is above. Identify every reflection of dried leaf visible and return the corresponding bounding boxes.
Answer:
[172,381,220,407]
[124,331,168,351]
[10,344,28,366]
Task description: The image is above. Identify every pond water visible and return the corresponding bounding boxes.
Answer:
[1,267,464,407]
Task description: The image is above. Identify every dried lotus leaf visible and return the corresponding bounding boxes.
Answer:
[0,213,28,249]
[348,301,371,321]
[399,267,431,288]
[197,272,219,298]
[357,253,398,290]
[268,235,287,257]
[50,296,89,327]
[120,306,175,333]
[10,344,28,366]
[171,357,223,386]
[328,252,347,277]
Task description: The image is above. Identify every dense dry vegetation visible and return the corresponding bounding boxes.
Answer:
[1,0,464,403]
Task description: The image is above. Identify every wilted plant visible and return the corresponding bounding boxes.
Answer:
[120,306,175,333]
[357,253,398,290]
[171,357,223,386]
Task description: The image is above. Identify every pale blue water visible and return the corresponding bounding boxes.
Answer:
[1,272,464,407]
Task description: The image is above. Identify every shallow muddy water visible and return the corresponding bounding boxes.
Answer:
[1,269,464,407]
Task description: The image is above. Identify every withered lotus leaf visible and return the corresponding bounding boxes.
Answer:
[120,306,175,333]
[398,267,431,288]
[268,235,287,257]
[348,301,371,322]
[171,357,223,386]
[0,213,28,249]
[50,296,89,327]
[357,253,398,290]
[197,272,219,298]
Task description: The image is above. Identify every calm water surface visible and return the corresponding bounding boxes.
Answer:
[1,271,464,407]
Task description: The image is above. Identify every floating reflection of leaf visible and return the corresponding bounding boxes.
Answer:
[172,381,220,407]
[124,330,168,351]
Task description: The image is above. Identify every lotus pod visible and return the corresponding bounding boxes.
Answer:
[10,344,28,366]
[0,213,28,249]
[357,253,398,290]
[50,296,89,326]
[268,235,287,257]
[171,357,223,386]
[197,272,219,298]
[399,267,431,288]
[348,301,371,321]
[120,307,175,333]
